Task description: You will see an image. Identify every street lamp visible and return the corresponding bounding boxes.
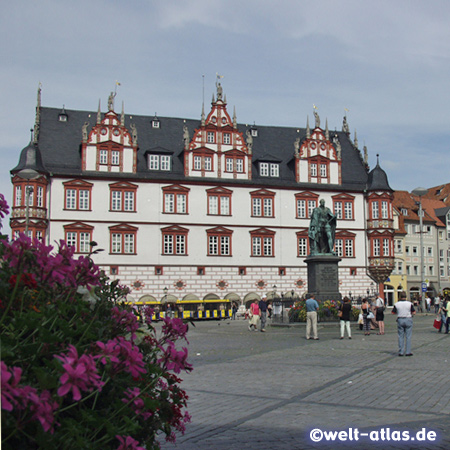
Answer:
[412,187,428,312]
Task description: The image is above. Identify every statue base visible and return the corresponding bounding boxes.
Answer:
[305,254,342,302]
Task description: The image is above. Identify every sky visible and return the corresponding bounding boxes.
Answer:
[1,0,450,235]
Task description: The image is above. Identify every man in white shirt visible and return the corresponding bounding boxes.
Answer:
[392,291,415,356]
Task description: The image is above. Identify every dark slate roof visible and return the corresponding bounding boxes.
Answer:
[11,141,48,176]
[367,162,393,192]
[20,106,380,192]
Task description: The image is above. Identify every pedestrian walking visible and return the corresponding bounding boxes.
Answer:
[361,298,372,336]
[392,291,415,356]
[248,299,260,331]
[338,296,352,339]
[441,296,450,334]
[375,294,385,335]
[259,296,268,332]
[305,293,319,340]
[231,302,238,320]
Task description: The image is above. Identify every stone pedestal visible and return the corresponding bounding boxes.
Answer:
[305,255,342,302]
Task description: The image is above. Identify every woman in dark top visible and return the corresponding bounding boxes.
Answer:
[361,298,372,336]
[339,296,352,339]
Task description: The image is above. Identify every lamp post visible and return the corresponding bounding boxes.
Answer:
[412,187,428,312]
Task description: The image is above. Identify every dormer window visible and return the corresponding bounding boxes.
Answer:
[58,106,68,122]
[260,162,279,177]
[152,119,160,129]
[207,132,215,143]
[401,208,408,216]
[148,154,171,171]
[250,127,258,137]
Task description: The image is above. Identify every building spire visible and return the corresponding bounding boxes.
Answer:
[121,101,125,126]
[201,102,205,126]
[306,116,310,138]
[325,118,329,140]
[33,82,42,144]
[354,130,358,148]
[233,106,237,129]
[97,100,101,124]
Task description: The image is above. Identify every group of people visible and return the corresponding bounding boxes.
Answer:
[247,297,272,332]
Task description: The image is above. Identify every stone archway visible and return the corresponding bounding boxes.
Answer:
[243,292,261,308]
[203,293,220,300]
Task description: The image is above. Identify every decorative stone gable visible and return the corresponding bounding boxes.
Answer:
[185,84,251,180]
[295,113,341,184]
[81,101,138,173]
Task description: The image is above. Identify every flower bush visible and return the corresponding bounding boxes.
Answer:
[288,298,360,322]
[0,194,192,450]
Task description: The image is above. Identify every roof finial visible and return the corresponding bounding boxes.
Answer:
[354,130,358,148]
[342,112,350,135]
[306,116,310,138]
[233,106,237,129]
[376,153,380,165]
[364,145,368,165]
[216,73,224,100]
[313,105,320,128]
[121,101,125,126]
[201,103,205,126]
[97,99,101,124]
[325,118,329,140]
[33,82,42,144]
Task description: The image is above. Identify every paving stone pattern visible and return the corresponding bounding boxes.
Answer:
[160,313,450,450]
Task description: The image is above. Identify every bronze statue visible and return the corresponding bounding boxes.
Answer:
[308,199,336,255]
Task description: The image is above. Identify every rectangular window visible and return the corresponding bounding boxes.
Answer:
[223,133,230,144]
[372,202,379,219]
[335,239,343,257]
[194,156,201,170]
[381,201,389,219]
[320,164,327,177]
[207,132,215,143]
[164,193,174,213]
[66,189,76,209]
[111,191,122,211]
[15,185,22,207]
[176,194,186,213]
[260,162,269,177]
[263,198,272,217]
[164,235,173,254]
[297,200,306,218]
[373,239,380,257]
[209,235,218,255]
[236,159,243,173]
[36,186,43,207]
[344,202,353,219]
[310,163,317,177]
[221,236,230,255]
[308,200,316,217]
[263,237,272,256]
[427,247,433,256]
[66,232,76,248]
[252,237,261,256]
[252,198,261,216]
[270,164,279,177]
[149,154,159,170]
[112,234,122,253]
[79,190,89,210]
[100,150,108,165]
[345,240,354,257]
[111,151,120,166]
[383,238,390,256]
[160,155,171,171]
[220,196,230,215]
[204,156,212,171]
[395,240,402,253]
[209,196,218,215]
[124,234,135,253]
[176,235,185,254]
[79,232,90,253]
[334,201,342,219]
[124,191,134,211]
[298,237,307,256]
[226,158,233,172]
[162,232,187,255]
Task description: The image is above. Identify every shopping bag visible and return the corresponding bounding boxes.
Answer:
[433,317,441,330]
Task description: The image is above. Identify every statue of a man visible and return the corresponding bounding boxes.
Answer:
[308,199,337,255]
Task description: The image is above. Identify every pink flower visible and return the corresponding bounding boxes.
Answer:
[95,337,146,378]
[111,307,140,339]
[121,387,153,420]
[161,317,189,343]
[55,345,104,401]
[1,361,22,411]
[157,342,192,374]
[115,435,146,450]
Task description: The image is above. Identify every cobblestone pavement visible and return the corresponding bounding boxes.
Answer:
[160,313,450,450]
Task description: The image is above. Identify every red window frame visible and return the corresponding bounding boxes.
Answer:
[334,231,356,258]
[250,228,275,257]
[97,143,123,171]
[296,230,310,256]
[109,224,138,255]
[64,222,94,254]
[206,187,232,216]
[109,181,138,212]
[250,189,275,218]
[206,227,233,256]
[332,193,355,220]
[295,192,319,219]
[63,180,93,211]
[368,194,392,220]
[192,149,214,172]
[162,185,190,214]
[161,225,189,256]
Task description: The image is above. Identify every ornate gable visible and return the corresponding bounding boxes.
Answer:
[295,110,342,184]
[184,82,251,180]
[81,97,138,173]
